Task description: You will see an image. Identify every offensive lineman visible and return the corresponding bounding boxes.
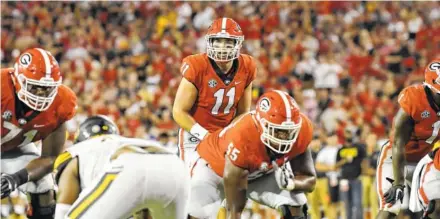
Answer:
[53,115,190,219]
[409,147,440,219]
[173,17,256,170]
[1,48,77,219]
[189,90,316,219]
[376,59,440,219]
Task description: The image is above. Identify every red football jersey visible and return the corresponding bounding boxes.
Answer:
[197,112,313,179]
[393,84,440,162]
[181,53,257,132]
[1,68,77,152]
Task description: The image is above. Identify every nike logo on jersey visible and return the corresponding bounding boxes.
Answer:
[235,81,241,85]
[34,124,45,128]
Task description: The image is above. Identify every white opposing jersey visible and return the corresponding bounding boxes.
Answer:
[54,135,164,189]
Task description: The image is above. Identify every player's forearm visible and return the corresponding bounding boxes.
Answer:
[26,156,55,182]
[391,143,406,185]
[292,175,316,193]
[172,108,197,132]
[225,187,246,219]
[224,177,247,217]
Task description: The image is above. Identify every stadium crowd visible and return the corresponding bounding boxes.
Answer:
[1,1,439,219]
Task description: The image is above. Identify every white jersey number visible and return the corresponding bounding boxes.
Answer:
[426,120,440,144]
[226,143,240,161]
[211,87,236,115]
[2,121,38,147]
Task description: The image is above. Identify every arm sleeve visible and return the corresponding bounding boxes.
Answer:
[181,57,199,88]
[59,87,77,122]
[297,115,314,154]
[397,87,415,118]
[245,56,257,87]
[227,137,249,169]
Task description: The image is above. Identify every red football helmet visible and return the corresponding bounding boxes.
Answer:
[424,58,440,94]
[13,48,62,111]
[205,17,244,62]
[255,90,302,154]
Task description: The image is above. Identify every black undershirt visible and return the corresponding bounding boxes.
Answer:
[13,90,40,125]
[424,86,440,116]
[208,57,239,85]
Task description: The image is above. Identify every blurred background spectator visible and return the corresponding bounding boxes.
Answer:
[1,1,439,219]
[335,126,366,219]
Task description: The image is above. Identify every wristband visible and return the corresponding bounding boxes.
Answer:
[54,203,72,219]
[286,178,295,191]
[14,168,29,186]
[190,123,209,140]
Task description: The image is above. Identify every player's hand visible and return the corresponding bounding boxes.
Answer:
[272,161,295,191]
[422,200,436,219]
[428,148,439,159]
[1,173,19,199]
[383,184,405,205]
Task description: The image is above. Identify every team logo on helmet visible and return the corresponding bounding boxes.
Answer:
[259,98,271,112]
[208,79,218,88]
[19,53,32,67]
[429,62,440,72]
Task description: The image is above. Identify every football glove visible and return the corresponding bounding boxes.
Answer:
[428,148,439,159]
[272,161,295,191]
[421,200,436,219]
[1,173,19,199]
[383,183,405,205]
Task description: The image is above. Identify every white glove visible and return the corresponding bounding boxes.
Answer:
[272,161,295,191]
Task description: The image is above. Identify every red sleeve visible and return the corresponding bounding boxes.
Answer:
[58,86,77,123]
[227,136,249,169]
[297,115,314,154]
[181,56,200,88]
[397,87,416,118]
[245,55,257,87]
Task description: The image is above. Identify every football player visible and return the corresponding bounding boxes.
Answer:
[173,17,256,170]
[188,90,316,219]
[409,147,440,219]
[1,48,77,219]
[376,59,440,219]
[54,115,190,219]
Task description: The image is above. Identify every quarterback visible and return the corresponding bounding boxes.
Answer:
[53,116,190,219]
[173,17,256,170]
[1,48,77,219]
[189,90,316,219]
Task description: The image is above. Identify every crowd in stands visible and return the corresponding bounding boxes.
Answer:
[1,1,439,218]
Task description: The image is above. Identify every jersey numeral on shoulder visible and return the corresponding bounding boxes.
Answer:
[226,143,240,161]
[2,121,38,147]
[181,63,190,75]
[426,120,440,144]
[212,87,236,115]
